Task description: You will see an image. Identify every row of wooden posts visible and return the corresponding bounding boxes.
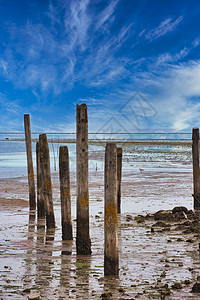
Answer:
[24,103,122,276]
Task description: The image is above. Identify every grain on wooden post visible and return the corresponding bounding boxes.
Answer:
[117,147,122,214]
[24,114,36,210]
[104,142,119,276]
[39,134,55,229]
[192,128,200,209]
[59,146,73,240]
[36,142,45,219]
[76,103,91,255]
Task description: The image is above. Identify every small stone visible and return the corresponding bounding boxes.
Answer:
[160,271,166,277]
[171,282,182,289]
[95,215,100,219]
[186,239,194,243]
[118,288,125,293]
[28,292,41,300]
[167,239,172,243]
[184,279,191,285]
[126,215,133,222]
[101,292,112,299]
[177,238,184,242]
[192,282,200,293]
[151,227,155,233]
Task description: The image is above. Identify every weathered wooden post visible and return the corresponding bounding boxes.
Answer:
[117,147,122,214]
[192,128,200,209]
[36,142,45,219]
[59,146,73,240]
[24,114,36,210]
[39,134,55,229]
[76,103,91,255]
[104,142,119,276]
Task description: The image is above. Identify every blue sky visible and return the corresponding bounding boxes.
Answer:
[0,0,200,133]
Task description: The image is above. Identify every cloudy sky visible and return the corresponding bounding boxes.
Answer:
[0,0,200,133]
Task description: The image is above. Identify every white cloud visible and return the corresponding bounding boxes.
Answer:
[145,16,183,41]
[95,0,119,31]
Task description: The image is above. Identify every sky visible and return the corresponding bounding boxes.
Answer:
[0,0,200,133]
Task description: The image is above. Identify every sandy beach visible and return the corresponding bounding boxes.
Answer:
[1,163,200,299]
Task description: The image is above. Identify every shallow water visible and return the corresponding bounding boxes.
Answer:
[1,139,200,299]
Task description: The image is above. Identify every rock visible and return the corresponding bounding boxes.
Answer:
[126,215,133,222]
[186,210,196,219]
[186,239,194,243]
[101,292,112,299]
[174,211,188,221]
[145,213,154,219]
[152,221,170,228]
[192,282,200,293]
[172,206,188,214]
[154,210,173,221]
[175,224,189,231]
[171,282,182,289]
[28,293,41,300]
[184,279,191,285]
[118,288,125,293]
[160,271,166,277]
[177,238,184,242]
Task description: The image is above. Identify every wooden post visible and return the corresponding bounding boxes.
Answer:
[192,128,200,209]
[36,142,45,219]
[117,147,122,214]
[39,134,55,229]
[104,142,118,276]
[76,103,91,255]
[59,146,73,240]
[24,114,36,210]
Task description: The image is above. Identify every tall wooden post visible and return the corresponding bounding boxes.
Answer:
[59,146,73,240]
[76,103,91,255]
[117,147,122,214]
[104,142,118,276]
[24,114,36,210]
[39,134,55,229]
[192,128,200,209]
[36,142,45,219]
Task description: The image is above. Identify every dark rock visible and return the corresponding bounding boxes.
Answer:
[171,282,182,289]
[186,210,196,219]
[175,224,190,231]
[151,227,155,233]
[152,221,171,228]
[184,279,191,285]
[177,238,184,242]
[192,282,200,293]
[118,288,125,293]
[126,215,133,222]
[154,210,173,221]
[182,220,192,226]
[186,239,194,243]
[174,211,188,221]
[145,213,154,219]
[172,206,188,214]
[101,292,112,299]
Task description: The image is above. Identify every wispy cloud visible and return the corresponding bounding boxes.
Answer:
[95,0,119,31]
[145,16,183,41]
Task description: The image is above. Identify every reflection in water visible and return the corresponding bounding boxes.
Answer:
[28,210,36,243]
[59,241,73,299]
[75,255,91,298]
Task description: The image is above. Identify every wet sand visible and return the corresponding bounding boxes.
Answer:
[1,167,200,299]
